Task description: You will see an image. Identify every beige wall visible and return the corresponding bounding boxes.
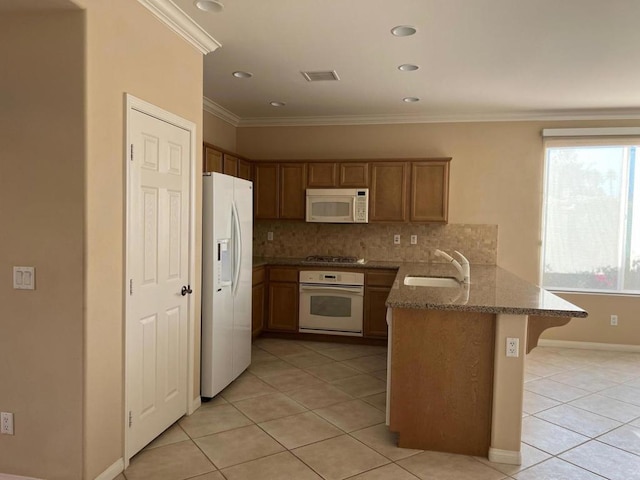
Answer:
[0,11,86,479]
[203,109,237,151]
[237,120,640,346]
[1,2,203,478]
[84,0,203,478]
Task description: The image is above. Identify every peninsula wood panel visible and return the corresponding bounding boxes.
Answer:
[389,308,495,456]
[339,162,369,187]
[307,162,337,187]
[369,162,408,221]
[254,163,279,219]
[410,161,450,223]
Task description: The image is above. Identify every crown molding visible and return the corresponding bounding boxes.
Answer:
[203,97,241,127]
[137,0,221,54]
[233,109,640,128]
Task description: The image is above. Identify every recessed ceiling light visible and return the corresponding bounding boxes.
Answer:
[270,101,286,107]
[195,0,224,13]
[403,97,420,103]
[398,64,419,72]
[391,25,417,37]
[232,71,253,78]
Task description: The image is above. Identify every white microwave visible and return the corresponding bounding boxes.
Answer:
[306,188,369,223]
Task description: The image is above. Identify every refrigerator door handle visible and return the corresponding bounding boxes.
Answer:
[231,201,242,296]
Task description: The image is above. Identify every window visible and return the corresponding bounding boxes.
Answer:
[541,138,640,294]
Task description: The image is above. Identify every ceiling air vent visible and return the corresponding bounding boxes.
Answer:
[301,70,340,82]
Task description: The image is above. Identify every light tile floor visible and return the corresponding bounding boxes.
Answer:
[123,339,640,480]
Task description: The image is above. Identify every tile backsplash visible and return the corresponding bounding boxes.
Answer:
[254,221,497,264]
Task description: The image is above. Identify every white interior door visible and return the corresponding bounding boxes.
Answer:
[127,108,191,457]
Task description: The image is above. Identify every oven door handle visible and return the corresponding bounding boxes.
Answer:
[299,285,364,295]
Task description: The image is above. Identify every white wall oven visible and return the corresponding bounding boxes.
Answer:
[299,271,364,336]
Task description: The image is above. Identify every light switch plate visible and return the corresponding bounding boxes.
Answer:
[13,266,35,290]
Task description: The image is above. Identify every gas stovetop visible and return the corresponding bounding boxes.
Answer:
[302,255,366,265]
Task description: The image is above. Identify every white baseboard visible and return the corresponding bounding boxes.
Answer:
[538,339,640,353]
[93,458,124,480]
[0,475,43,480]
[488,447,521,465]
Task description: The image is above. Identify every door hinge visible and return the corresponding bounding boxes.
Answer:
[129,279,133,295]
[128,410,133,428]
[130,144,134,161]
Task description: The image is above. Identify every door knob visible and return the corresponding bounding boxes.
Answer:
[181,285,193,296]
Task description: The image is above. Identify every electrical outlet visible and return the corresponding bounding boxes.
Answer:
[393,234,401,245]
[410,235,417,245]
[611,314,618,326]
[506,338,519,358]
[267,231,273,241]
[1,412,14,435]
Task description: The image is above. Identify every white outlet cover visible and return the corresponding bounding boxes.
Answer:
[506,337,519,358]
[13,266,35,290]
[1,412,14,435]
[394,234,401,245]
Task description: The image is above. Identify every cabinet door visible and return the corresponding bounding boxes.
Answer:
[410,161,449,223]
[307,162,337,187]
[204,146,223,173]
[254,163,279,219]
[267,282,299,332]
[369,162,409,222]
[252,283,265,337]
[223,153,239,177]
[238,159,252,181]
[364,286,391,338]
[279,163,307,219]
[339,163,369,187]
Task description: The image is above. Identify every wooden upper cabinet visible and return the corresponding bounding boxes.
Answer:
[254,163,279,219]
[410,161,450,223]
[223,153,239,177]
[307,162,337,187]
[339,163,369,187]
[279,163,307,219]
[369,162,409,222]
[238,159,252,181]
[204,146,223,173]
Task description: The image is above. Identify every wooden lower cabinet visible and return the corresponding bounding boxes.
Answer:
[252,266,265,338]
[266,267,299,332]
[364,269,396,338]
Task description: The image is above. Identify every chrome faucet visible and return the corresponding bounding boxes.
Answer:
[434,249,470,284]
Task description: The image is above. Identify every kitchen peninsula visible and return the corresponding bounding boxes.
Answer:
[252,257,587,465]
[385,263,588,465]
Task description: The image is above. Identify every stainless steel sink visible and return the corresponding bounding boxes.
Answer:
[403,276,461,288]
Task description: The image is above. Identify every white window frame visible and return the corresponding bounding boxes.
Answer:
[541,128,640,295]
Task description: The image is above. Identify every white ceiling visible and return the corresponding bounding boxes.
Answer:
[174,0,640,125]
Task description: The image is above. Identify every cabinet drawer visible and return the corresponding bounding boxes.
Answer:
[269,267,298,283]
[253,266,265,286]
[366,270,397,287]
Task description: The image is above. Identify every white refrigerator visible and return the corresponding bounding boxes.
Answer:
[201,172,253,398]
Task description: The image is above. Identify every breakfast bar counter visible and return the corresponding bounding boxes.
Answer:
[384,263,587,465]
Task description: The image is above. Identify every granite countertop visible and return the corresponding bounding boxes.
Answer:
[387,263,588,318]
[252,256,402,270]
[252,257,587,318]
